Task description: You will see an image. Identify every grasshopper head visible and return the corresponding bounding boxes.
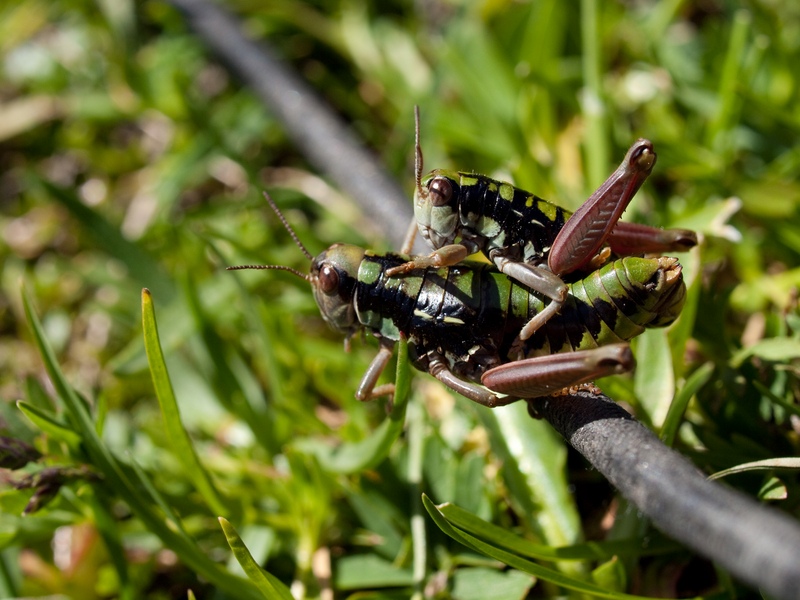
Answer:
[227,192,366,337]
[412,107,460,251]
[414,170,461,250]
[310,243,365,335]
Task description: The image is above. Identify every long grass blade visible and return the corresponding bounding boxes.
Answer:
[22,287,262,600]
[141,288,229,516]
[219,518,294,600]
[423,495,666,600]
[437,503,678,561]
[16,401,82,447]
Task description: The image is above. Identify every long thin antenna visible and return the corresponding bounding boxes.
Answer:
[414,105,423,192]
[226,263,311,281]
[226,190,314,279]
[262,191,314,261]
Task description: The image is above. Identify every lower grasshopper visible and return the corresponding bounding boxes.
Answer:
[228,193,686,407]
[387,108,697,342]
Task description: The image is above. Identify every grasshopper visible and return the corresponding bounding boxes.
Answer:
[228,193,686,408]
[387,108,697,342]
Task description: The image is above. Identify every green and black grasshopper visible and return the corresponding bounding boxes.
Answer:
[228,193,686,408]
[387,109,697,342]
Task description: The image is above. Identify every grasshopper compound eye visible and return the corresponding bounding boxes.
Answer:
[428,177,453,207]
[318,264,340,295]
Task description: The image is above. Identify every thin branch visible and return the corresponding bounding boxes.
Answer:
[530,391,800,600]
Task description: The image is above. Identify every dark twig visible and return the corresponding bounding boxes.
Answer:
[530,391,800,600]
[167,0,413,250]
[167,1,800,597]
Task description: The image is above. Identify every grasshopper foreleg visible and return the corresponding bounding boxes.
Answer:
[385,243,472,277]
[481,344,634,399]
[355,342,396,401]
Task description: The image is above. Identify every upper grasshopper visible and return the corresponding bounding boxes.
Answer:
[387,108,696,342]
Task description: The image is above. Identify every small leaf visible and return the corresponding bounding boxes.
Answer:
[451,567,533,600]
[592,556,626,592]
[731,337,800,367]
[334,554,414,590]
[219,518,294,600]
[759,477,788,501]
[17,401,81,447]
[661,362,714,446]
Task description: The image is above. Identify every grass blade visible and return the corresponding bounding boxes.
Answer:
[16,401,82,447]
[660,362,714,446]
[141,288,229,516]
[437,503,677,561]
[423,495,663,600]
[219,518,294,600]
[22,287,262,600]
[709,457,800,481]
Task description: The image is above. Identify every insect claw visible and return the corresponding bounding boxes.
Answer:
[630,139,656,173]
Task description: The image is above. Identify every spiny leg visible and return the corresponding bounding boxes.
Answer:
[549,139,656,276]
[427,353,516,408]
[481,344,634,399]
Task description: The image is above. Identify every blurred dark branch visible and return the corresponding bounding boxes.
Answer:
[168,1,800,597]
[168,0,413,250]
[530,391,800,600]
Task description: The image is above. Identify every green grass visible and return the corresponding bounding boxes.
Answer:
[2,0,800,598]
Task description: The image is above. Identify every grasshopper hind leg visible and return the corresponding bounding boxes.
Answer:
[481,344,634,399]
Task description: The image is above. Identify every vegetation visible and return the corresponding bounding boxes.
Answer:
[1,0,799,598]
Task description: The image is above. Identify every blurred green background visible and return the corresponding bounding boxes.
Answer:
[2,0,800,598]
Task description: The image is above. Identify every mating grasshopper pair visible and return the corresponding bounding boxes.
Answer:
[230,112,695,407]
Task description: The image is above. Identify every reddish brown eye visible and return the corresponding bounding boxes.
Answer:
[318,264,339,294]
[428,177,453,207]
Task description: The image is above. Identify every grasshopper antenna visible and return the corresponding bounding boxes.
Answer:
[226,263,311,282]
[414,105,424,194]
[262,191,314,261]
[226,190,313,280]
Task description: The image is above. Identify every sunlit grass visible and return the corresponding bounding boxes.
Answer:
[2,0,799,597]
